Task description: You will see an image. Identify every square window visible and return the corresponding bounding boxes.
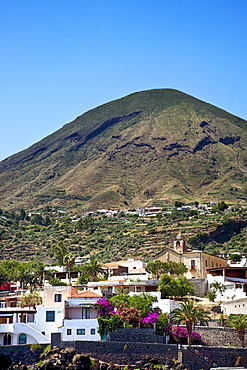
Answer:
[77,329,85,335]
[67,329,72,335]
[136,287,141,292]
[42,332,45,336]
[54,294,62,302]
[91,328,96,335]
[46,311,55,322]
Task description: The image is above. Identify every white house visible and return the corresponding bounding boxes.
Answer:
[0,286,75,345]
[207,266,247,301]
[102,259,150,281]
[57,290,102,341]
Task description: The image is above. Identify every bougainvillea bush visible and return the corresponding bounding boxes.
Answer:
[94,297,115,316]
[94,296,169,337]
[170,325,205,344]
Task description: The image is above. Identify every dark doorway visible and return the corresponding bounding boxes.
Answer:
[3,333,11,345]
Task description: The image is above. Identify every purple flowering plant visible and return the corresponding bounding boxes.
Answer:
[170,325,204,344]
[95,297,115,317]
[142,310,161,324]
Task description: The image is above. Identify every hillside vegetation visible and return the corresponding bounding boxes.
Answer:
[1,206,247,263]
[1,89,247,212]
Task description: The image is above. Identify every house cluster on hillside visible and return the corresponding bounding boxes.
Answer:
[72,201,222,220]
[1,233,247,346]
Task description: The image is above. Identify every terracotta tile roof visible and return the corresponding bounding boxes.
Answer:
[103,262,119,267]
[71,290,102,298]
[71,287,78,296]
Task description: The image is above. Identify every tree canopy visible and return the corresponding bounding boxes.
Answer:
[18,291,43,309]
[158,274,195,298]
[146,260,188,279]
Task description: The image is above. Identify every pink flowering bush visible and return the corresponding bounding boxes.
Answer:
[95,297,115,317]
[142,310,161,324]
[170,325,204,344]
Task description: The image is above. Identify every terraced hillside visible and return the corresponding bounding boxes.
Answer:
[1,206,247,263]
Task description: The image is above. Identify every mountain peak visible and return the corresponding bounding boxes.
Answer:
[1,89,247,211]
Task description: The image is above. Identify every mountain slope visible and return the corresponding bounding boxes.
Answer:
[1,89,247,211]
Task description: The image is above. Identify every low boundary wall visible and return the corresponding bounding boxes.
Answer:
[0,343,47,365]
[51,333,247,369]
[51,333,178,365]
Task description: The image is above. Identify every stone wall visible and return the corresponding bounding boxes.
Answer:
[189,278,208,297]
[179,346,247,370]
[195,326,247,347]
[0,343,47,365]
[51,333,177,365]
[51,333,247,369]
[107,328,164,343]
[2,336,247,370]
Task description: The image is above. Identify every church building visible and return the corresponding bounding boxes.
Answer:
[153,232,227,279]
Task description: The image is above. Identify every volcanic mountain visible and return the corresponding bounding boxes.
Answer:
[1,89,247,211]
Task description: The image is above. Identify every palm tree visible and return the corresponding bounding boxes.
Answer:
[33,262,53,288]
[82,258,104,282]
[170,299,210,345]
[63,253,75,285]
[227,314,247,347]
[52,241,68,266]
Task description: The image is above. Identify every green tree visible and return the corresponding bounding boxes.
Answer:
[227,314,247,347]
[52,241,68,266]
[63,253,75,285]
[43,215,51,226]
[0,267,8,286]
[146,260,167,279]
[210,282,226,298]
[146,261,187,279]
[97,314,124,338]
[176,276,195,299]
[156,313,169,335]
[109,293,158,317]
[33,262,53,287]
[158,274,194,299]
[158,274,177,298]
[168,261,188,276]
[175,201,185,208]
[30,214,44,225]
[18,291,43,309]
[170,300,210,345]
[229,253,242,263]
[48,277,67,286]
[82,258,104,282]
[212,201,228,213]
[19,209,26,220]
[13,262,40,291]
[207,289,217,302]
[82,217,95,233]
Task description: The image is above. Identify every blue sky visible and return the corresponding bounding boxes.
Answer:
[1,0,247,161]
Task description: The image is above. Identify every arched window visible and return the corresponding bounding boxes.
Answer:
[18,333,27,344]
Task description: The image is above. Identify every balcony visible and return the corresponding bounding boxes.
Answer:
[0,323,14,333]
